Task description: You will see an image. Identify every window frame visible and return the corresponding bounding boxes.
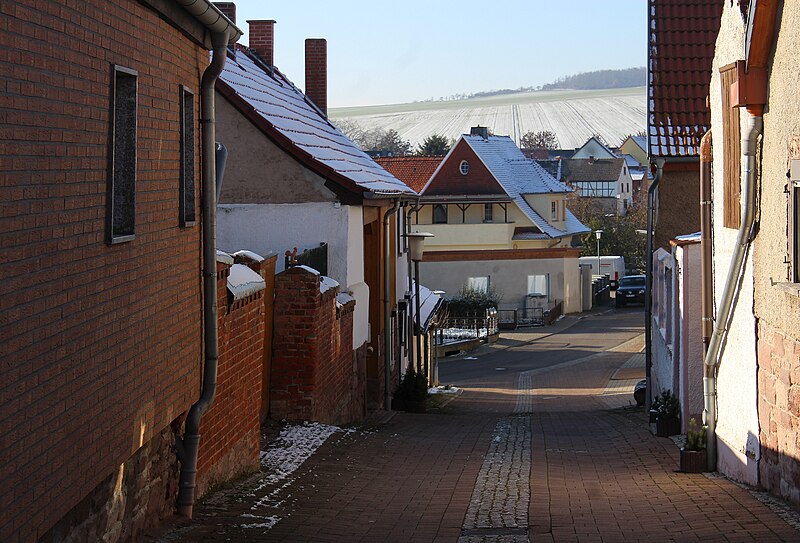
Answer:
[484,203,493,223]
[433,203,448,224]
[527,274,550,299]
[107,64,138,245]
[179,86,197,227]
[459,160,470,175]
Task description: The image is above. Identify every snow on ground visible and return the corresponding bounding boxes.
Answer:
[242,421,340,529]
[428,385,461,395]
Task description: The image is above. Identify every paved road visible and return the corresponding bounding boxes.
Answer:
[151,307,800,542]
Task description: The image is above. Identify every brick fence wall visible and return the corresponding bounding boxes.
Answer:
[196,253,273,498]
[757,321,800,505]
[0,2,209,541]
[271,266,365,425]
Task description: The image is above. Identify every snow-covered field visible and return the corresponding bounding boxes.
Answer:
[330,87,646,150]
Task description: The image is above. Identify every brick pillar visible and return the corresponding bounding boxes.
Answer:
[305,38,327,116]
[248,19,276,66]
[214,2,236,24]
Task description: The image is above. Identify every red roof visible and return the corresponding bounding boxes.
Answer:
[648,0,723,159]
[374,156,442,193]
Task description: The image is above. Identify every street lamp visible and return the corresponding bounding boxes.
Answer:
[595,229,603,275]
[406,232,434,377]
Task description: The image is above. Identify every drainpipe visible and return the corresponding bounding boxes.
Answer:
[645,158,664,412]
[703,113,762,471]
[700,131,713,355]
[175,29,230,518]
[383,199,401,411]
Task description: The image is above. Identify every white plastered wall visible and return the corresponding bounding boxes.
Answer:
[217,203,370,349]
[708,6,759,485]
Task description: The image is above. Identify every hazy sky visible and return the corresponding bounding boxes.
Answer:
[230,1,647,108]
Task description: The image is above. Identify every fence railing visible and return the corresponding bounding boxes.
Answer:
[434,312,498,345]
[497,300,562,329]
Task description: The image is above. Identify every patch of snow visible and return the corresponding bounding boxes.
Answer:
[320,275,339,294]
[241,516,280,529]
[234,249,265,263]
[227,264,266,301]
[259,422,339,486]
[216,250,234,265]
[295,265,320,276]
[336,292,355,305]
[428,385,461,395]
[464,356,478,360]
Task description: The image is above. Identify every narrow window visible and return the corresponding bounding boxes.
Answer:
[484,203,493,222]
[180,87,196,226]
[551,201,557,220]
[108,65,137,243]
[721,63,742,229]
[433,204,447,224]
[561,200,566,221]
[792,159,800,282]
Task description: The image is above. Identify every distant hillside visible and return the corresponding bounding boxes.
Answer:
[417,67,646,102]
[541,67,646,91]
[330,87,646,151]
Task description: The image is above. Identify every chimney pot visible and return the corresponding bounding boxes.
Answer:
[248,19,276,66]
[305,38,327,117]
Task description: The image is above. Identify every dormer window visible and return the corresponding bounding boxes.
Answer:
[459,160,470,175]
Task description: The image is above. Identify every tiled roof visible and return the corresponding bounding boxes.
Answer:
[217,46,415,198]
[648,0,723,158]
[562,158,624,183]
[534,159,562,180]
[460,135,589,238]
[374,156,442,193]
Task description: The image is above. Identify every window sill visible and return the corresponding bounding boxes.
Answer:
[774,281,800,298]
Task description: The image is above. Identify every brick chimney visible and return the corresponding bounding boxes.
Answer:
[215,2,236,24]
[305,38,327,116]
[248,20,276,66]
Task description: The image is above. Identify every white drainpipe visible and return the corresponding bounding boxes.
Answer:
[703,113,762,471]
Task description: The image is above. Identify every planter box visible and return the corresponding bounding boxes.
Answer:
[680,448,707,473]
[655,417,680,437]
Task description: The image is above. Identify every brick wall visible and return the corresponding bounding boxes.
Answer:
[757,321,800,505]
[196,253,269,497]
[0,1,208,541]
[271,267,365,425]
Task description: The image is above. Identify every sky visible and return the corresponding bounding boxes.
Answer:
[230,1,647,109]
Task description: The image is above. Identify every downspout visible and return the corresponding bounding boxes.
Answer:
[383,199,401,411]
[175,29,230,518]
[645,159,664,412]
[700,131,713,355]
[703,113,762,471]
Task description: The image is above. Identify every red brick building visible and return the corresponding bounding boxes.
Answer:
[0,2,248,541]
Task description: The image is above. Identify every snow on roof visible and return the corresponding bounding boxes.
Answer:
[233,249,265,263]
[295,265,320,276]
[336,292,355,306]
[459,135,589,238]
[228,263,266,301]
[216,250,234,265]
[319,275,339,295]
[412,282,445,333]
[631,135,647,151]
[218,47,415,197]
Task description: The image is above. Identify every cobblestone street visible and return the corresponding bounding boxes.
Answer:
[149,311,800,542]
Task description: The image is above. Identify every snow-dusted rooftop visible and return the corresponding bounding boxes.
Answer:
[218,46,416,198]
[459,135,589,239]
[228,263,266,301]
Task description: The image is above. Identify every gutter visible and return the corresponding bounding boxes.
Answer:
[644,158,664,411]
[175,28,231,518]
[382,199,401,411]
[700,131,713,355]
[703,113,762,471]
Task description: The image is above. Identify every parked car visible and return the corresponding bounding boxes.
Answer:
[615,275,645,307]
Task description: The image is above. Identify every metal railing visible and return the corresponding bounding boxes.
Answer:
[434,311,498,345]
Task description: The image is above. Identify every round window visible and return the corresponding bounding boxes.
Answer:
[459,160,470,175]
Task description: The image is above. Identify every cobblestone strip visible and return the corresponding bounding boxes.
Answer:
[459,416,531,543]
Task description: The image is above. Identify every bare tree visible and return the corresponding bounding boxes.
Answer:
[521,130,559,150]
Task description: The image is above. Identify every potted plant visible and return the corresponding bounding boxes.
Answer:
[652,390,681,437]
[680,417,707,473]
[393,366,429,413]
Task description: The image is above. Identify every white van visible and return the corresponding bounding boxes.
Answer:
[578,256,626,287]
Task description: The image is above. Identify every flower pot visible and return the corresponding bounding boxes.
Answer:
[406,399,427,413]
[655,417,680,437]
[680,448,707,473]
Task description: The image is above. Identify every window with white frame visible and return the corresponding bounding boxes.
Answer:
[551,201,557,220]
[527,274,549,298]
[484,203,493,222]
[467,276,489,292]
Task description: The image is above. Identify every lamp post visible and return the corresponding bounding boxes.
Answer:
[406,232,433,377]
[595,229,603,275]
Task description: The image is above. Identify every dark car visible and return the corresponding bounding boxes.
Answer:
[615,275,646,307]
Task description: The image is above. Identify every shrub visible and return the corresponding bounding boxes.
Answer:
[446,284,502,318]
